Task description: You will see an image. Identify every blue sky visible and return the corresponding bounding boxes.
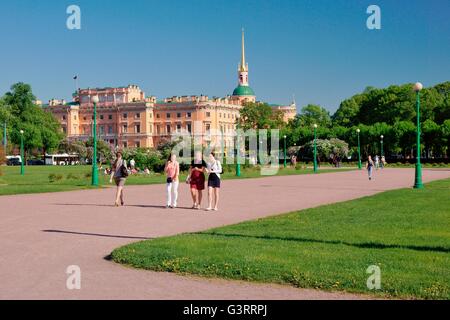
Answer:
[0,0,449,113]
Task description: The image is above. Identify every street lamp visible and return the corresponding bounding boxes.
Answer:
[356,128,362,170]
[91,95,99,186]
[380,135,384,157]
[20,130,24,175]
[2,121,6,155]
[313,124,318,173]
[283,135,287,168]
[413,82,424,189]
[235,124,241,177]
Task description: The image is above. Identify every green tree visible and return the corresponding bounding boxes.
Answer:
[441,120,450,157]
[422,119,440,158]
[393,121,416,158]
[296,104,331,128]
[237,102,284,130]
[3,83,63,160]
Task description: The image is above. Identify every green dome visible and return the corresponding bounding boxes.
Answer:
[232,85,255,96]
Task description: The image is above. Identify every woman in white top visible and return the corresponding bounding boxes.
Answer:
[164,154,180,208]
[206,152,222,211]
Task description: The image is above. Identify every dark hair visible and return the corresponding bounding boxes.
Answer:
[113,150,123,168]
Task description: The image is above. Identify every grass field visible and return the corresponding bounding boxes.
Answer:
[0,165,352,196]
[111,178,450,300]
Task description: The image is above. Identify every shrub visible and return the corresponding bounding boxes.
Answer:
[66,173,80,180]
[48,173,63,183]
[85,172,92,178]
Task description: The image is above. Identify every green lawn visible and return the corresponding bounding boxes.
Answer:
[0,165,352,196]
[111,178,450,300]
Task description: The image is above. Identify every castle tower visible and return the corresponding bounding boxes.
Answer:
[232,29,256,103]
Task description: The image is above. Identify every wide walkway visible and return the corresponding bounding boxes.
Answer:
[0,168,449,299]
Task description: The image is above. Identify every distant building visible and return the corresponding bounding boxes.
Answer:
[45,31,296,149]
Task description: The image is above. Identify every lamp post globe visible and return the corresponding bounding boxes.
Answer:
[413,82,424,189]
[413,82,423,92]
[91,95,99,186]
[313,124,318,173]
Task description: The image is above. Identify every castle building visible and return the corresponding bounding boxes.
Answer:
[45,31,296,149]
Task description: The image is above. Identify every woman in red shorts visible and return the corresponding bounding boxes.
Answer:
[187,151,207,209]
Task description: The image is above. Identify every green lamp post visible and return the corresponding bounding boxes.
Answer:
[91,95,99,186]
[2,121,6,155]
[413,82,424,189]
[20,130,24,175]
[283,135,287,168]
[313,124,318,173]
[380,135,384,157]
[356,128,362,170]
[235,125,241,177]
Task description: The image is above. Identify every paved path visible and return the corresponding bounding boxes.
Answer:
[0,168,449,300]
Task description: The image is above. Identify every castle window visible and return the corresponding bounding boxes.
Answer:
[177,112,181,118]
[186,112,192,118]
[206,112,211,118]
[166,113,171,119]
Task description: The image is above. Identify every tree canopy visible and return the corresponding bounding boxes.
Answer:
[1,82,63,157]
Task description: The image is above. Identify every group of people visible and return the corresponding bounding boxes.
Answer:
[109,151,222,211]
[365,155,387,180]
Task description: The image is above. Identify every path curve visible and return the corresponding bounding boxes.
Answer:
[0,168,449,300]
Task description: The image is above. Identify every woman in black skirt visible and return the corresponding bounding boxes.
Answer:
[206,152,222,211]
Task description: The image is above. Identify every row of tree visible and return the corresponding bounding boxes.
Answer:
[239,82,450,160]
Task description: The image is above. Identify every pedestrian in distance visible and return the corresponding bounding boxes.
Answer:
[109,151,128,207]
[206,152,222,211]
[164,154,180,209]
[366,155,374,180]
[375,155,380,170]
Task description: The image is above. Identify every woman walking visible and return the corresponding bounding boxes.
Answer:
[109,151,128,206]
[366,155,374,180]
[206,152,222,211]
[187,151,206,209]
[164,154,180,208]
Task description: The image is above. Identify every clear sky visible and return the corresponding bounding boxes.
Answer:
[0,0,449,113]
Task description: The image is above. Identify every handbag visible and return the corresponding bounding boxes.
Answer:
[120,164,129,178]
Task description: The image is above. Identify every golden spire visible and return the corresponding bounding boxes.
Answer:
[240,28,248,72]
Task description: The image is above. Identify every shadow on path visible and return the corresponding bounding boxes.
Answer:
[42,229,152,240]
[195,232,450,254]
